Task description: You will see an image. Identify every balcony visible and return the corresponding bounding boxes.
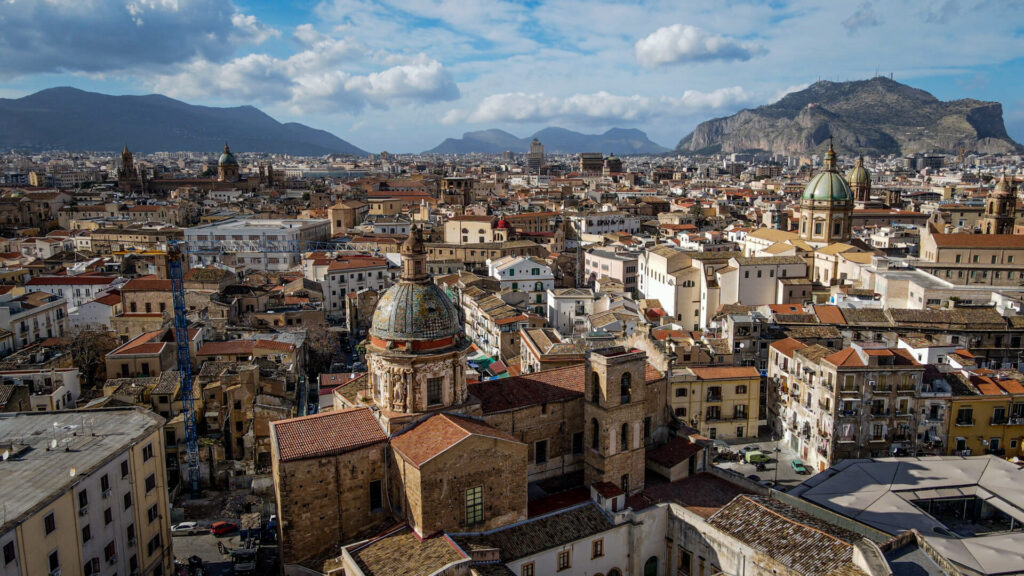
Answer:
[870,409,890,418]
[706,394,722,403]
[893,434,912,442]
[1009,417,1024,426]
[840,387,859,395]
[986,448,1006,456]
[896,385,916,395]
[895,410,913,418]
[817,446,829,457]
[873,386,893,394]
[839,410,858,419]
[869,435,888,443]
[955,419,975,427]
[953,449,972,456]
[990,417,1008,426]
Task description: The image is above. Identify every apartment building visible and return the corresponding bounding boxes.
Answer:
[669,366,762,441]
[584,249,639,293]
[184,218,330,271]
[0,291,68,351]
[947,374,1024,460]
[24,274,119,312]
[0,408,173,576]
[0,367,80,411]
[769,338,925,472]
[488,256,554,316]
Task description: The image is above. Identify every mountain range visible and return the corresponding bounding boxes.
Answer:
[676,77,1021,156]
[426,127,670,155]
[0,87,366,156]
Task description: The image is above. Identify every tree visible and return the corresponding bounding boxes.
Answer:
[305,322,344,380]
[61,329,120,389]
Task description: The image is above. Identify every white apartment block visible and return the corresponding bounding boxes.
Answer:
[488,256,554,315]
[184,218,330,272]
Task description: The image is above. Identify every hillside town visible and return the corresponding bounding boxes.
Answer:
[1,138,1024,576]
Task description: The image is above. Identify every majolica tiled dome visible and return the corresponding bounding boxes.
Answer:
[218,143,238,166]
[370,278,462,342]
[846,156,870,186]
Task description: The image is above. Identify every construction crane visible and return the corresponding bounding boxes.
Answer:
[157,237,381,497]
[167,241,201,497]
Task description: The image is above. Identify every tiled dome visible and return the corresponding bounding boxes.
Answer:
[369,282,461,342]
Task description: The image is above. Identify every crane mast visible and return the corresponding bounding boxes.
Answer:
[167,242,201,497]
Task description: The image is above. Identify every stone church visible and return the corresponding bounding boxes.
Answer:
[270,227,671,568]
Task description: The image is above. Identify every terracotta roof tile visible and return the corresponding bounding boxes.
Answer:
[273,407,386,461]
[771,337,809,358]
[688,366,760,380]
[122,275,172,292]
[390,413,520,468]
[813,305,847,325]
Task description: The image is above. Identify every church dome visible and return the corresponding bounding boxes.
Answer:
[846,156,870,186]
[218,143,238,166]
[370,282,462,343]
[802,144,853,201]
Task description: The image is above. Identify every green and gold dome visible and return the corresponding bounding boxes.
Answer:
[802,144,853,202]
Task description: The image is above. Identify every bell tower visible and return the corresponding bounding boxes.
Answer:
[979,174,1016,235]
[583,347,647,495]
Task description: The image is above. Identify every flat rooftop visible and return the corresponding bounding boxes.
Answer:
[790,456,1024,576]
[0,408,164,533]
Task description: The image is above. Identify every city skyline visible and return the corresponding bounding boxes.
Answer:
[2,0,1024,153]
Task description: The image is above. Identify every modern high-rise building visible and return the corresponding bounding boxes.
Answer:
[526,138,544,172]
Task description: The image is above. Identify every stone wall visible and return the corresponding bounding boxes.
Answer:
[274,443,390,566]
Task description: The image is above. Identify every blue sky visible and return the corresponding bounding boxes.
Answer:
[2,0,1024,153]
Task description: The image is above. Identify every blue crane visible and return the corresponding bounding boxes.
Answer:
[167,241,201,497]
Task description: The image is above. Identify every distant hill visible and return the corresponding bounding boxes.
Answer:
[427,127,669,155]
[0,87,367,156]
[676,77,1021,156]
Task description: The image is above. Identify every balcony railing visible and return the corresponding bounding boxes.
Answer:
[953,449,972,456]
[839,410,857,418]
[870,436,887,443]
[870,409,890,417]
[841,387,859,395]
[706,394,722,402]
[895,410,913,418]
[955,419,975,426]
[896,385,916,394]
[990,417,1008,426]
[1009,417,1024,425]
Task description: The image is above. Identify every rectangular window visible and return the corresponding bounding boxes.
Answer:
[49,551,59,572]
[121,460,129,478]
[369,480,383,512]
[127,523,135,544]
[465,486,484,526]
[44,512,56,535]
[147,504,158,523]
[82,524,91,543]
[557,550,571,571]
[145,474,156,493]
[147,534,162,555]
[104,508,112,525]
[427,377,443,406]
[572,432,583,455]
[678,547,692,575]
[534,440,548,465]
[521,563,535,576]
[104,540,116,561]
[142,443,153,461]
[100,474,110,493]
[3,541,13,564]
[592,538,604,558]
[78,490,89,509]
[124,492,133,510]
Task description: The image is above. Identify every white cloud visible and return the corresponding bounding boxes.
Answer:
[151,29,459,113]
[635,24,766,67]
[445,86,753,125]
[231,13,281,45]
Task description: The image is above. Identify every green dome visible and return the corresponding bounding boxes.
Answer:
[846,157,870,185]
[803,144,853,201]
[218,144,238,166]
[803,171,852,201]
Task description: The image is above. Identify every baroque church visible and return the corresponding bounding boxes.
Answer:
[116,143,269,194]
[270,227,672,570]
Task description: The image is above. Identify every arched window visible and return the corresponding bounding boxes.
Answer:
[610,569,624,576]
[643,556,658,576]
[620,372,632,404]
[591,372,601,404]
[591,418,600,450]
[620,423,629,451]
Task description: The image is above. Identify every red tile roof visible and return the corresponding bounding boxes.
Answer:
[812,305,847,325]
[646,435,703,468]
[122,275,172,292]
[688,366,760,380]
[469,361,663,414]
[391,413,520,468]
[273,407,386,462]
[770,337,808,358]
[932,233,1024,248]
[197,340,256,356]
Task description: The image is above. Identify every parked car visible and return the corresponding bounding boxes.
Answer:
[171,521,199,536]
[211,521,238,535]
[791,459,808,474]
[745,451,771,463]
[747,474,761,481]
[738,445,760,456]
